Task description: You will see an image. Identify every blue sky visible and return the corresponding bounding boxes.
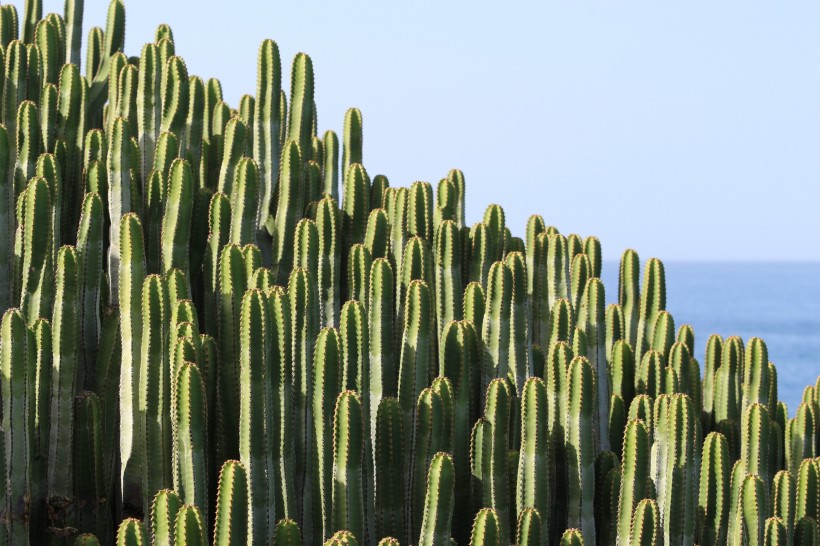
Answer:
[60,0,820,261]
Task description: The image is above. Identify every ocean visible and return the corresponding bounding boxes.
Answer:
[600,261,820,415]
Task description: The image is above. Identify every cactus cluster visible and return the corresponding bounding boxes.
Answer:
[0,1,814,545]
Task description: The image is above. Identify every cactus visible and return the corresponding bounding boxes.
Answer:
[212,460,249,546]
[119,213,146,515]
[116,518,150,546]
[736,474,768,546]
[151,489,182,546]
[481,261,512,401]
[655,394,699,546]
[565,356,597,542]
[174,361,208,523]
[2,308,32,542]
[398,279,435,462]
[238,289,276,544]
[630,499,661,546]
[697,431,730,545]
[616,418,652,545]
[331,390,365,543]
[272,140,303,284]
[634,258,665,360]
[475,378,511,544]
[273,518,303,546]
[139,275,172,506]
[416,452,455,546]
[470,508,501,546]
[516,377,552,543]
[375,397,405,543]
[435,220,463,340]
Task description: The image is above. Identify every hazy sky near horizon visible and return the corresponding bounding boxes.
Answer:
[54,0,820,261]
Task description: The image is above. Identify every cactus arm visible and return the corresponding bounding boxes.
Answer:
[331,390,365,543]
[238,289,276,544]
[118,213,145,514]
[1,309,32,542]
[46,245,80,523]
[213,460,249,546]
[516,377,552,543]
[416,452,455,546]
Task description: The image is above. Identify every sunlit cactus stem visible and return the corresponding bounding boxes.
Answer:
[119,213,146,515]
[174,361,209,527]
[616,418,652,546]
[416,452,455,546]
[239,289,276,544]
[46,245,81,527]
[565,356,597,543]
[213,460,249,546]
[2,308,33,543]
[331,390,365,543]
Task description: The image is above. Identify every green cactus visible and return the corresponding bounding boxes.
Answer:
[772,470,795,543]
[316,196,341,328]
[273,518,303,546]
[212,460,249,546]
[325,530,360,546]
[795,516,820,546]
[480,378,512,545]
[272,139,304,283]
[515,377,552,543]
[655,394,699,546]
[398,278,435,457]
[76,192,103,382]
[118,212,146,515]
[741,402,773,489]
[237,289,276,544]
[696,431,730,545]
[567,251,588,313]
[1,309,32,542]
[796,458,819,531]
[481,261,512,400]
[287,52,314,165]
[564,355,597,542]
[743,337,771,413]
[634,258,665,360]
[408,387,447,542]
[116,518,150,546]
[736,473,767,546]
[415,452,455,546]
[151,489,182,546]
[616,418,652,545]
[787,402,816,482]
[306,327,343,542]
[173,504,207,546]
[174,361,208,524]
[73,390,106,536]
[470,508,501,546]
[560,528,586,546]
[46,245,80,526]
[702,334,723,429]
[435,220,463,340]
[331,390,365,543]
[630,499,661,546]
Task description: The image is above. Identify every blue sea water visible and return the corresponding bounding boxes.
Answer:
[600,261,820,415]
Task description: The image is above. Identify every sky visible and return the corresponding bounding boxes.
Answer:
[48,0,820,261]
